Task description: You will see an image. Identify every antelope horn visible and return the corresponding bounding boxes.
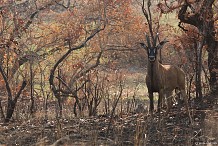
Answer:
[154,33,159,46]
[145,33,151,48]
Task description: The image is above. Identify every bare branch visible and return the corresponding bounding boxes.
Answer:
[49,26,105,99]
[13,81,27,103]
[178,21,188,31]
[55,0,73,9]
[0,65,12,100]
[24,0,62,30]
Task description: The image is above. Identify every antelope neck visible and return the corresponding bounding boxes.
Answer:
[147,59,160,91]
[148,59,159,75]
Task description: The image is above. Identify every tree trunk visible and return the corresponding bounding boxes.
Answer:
[57,97,62,117]
[207,40,218,91]
[0,99,5,121]
[30,62,35,115]
[5,81,27,123]
[195,40,204,99]
[5,100,15,123]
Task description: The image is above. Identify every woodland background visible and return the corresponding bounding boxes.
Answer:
[0,0,217,145]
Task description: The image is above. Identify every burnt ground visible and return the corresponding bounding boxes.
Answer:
[0,91,217,146]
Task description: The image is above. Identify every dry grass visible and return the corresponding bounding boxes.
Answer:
[0,71,217,146]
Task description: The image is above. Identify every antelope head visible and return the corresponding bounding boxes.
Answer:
[140,33,168,62]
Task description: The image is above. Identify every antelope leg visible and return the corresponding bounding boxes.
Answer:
[149,92,154,113]
[165,92,173,115]
[158,89,164,112]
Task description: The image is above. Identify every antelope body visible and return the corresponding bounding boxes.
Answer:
[140,34,192,123]
[146,57,187,113]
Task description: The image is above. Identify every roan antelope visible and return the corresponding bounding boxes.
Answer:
[140,34,192,123]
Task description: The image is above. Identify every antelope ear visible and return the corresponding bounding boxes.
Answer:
[140,43,147,50]
[157,39,168,49]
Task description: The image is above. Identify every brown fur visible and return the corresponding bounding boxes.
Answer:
[146,59,192,123]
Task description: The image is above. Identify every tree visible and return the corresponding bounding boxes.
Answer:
[0,0,64,122]
[49,0,106,117]
[158,0,218,94]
